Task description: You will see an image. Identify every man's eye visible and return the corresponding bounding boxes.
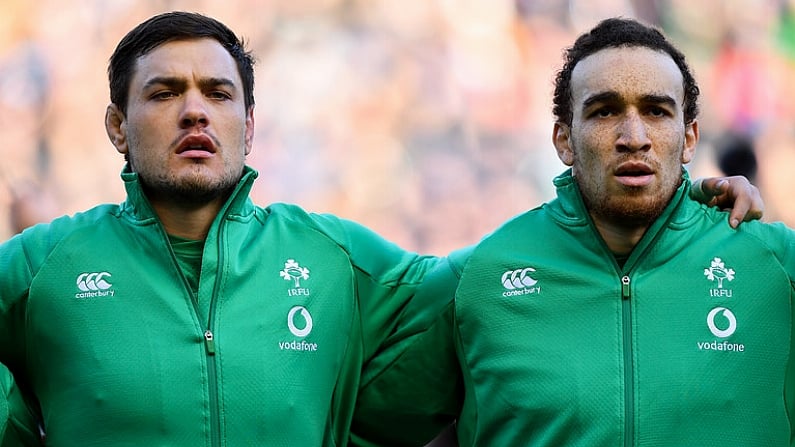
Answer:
[209,91,232,100]
[152,91,177,100]
[648,106,668,117]
[590,107,614,118]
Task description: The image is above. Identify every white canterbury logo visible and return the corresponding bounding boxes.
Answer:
[76,272,113,291]
[75,272,115,299]
[501,268,538,290]
[501,267,541,297]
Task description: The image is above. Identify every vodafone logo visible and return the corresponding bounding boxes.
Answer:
[707,307,737,338]
[287,306,313,337]
[280,306,318,352]
[697,307,744,353]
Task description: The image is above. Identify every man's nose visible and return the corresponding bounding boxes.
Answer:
[615,111,651,152]
[179,91,209,128]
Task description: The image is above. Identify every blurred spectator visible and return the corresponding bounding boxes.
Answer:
[755,123,795,226]
[6,180,59,234]
[714,131,758,183]
[776,0,795,60]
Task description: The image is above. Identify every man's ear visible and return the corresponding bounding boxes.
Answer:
[105,104,128,155]
[244,106,255,155]
[553,122,574,166]
[682,119,699,164]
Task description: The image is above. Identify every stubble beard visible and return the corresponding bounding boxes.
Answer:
[579,177,681,228]
[137,163,242,207]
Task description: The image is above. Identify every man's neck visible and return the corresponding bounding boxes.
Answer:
[590,216,649,257]
[151,199,225,241]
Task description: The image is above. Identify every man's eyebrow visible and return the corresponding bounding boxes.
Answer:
[582,91,621,110]
[581,91,677,109]
[143,76,187,90]
[640,93,677,108]
[142,76,237,91]
[198,77,238,91]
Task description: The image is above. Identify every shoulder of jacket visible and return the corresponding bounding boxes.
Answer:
[736,219,795,259]
[446,245,474,276]
[473,207,552,248]
[10,204,122,271]
[263,202,344,233]
[22,204,121,241]
[685,202,795,271]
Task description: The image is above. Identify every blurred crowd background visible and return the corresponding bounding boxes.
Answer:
[2,0,794,255]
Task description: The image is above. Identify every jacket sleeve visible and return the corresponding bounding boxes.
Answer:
[0,234,43,446]
[0,365,41,447]
[349,249,470,446]
[310,215,440,360]
[748,222,795,430]
[0,234,34,371]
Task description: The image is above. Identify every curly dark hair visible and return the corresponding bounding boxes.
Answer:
[552,17,699,126]
[108,11,255,115]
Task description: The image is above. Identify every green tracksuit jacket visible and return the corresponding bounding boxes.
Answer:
[449,169,795,446]
[358,169,795,446]
[0,166,449,446]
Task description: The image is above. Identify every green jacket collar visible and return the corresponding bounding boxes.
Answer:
[119,165,259,223]
[549,167,693,269]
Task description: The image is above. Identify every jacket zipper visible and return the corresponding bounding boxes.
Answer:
[163,230,222,447]
[205,326,220,447]
[621,275,634,447]
[206,222,225,447]
[204,330,216,354]
[187,286,220,447]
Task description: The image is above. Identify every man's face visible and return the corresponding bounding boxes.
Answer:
[109,38,254,205]
[553,46,698,227]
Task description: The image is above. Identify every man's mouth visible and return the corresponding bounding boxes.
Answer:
[177,135,216,158]
[614,162,654,187]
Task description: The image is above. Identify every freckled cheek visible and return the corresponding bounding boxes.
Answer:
[576,135,616,166]
[649,123,682,140]
[577,122,614,145]
[651,128,686,157]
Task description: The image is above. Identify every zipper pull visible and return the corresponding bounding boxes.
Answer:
[204,330,216,355]
[621,276,631,300]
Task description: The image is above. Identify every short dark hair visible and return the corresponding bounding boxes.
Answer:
[552,17,699,126]
[108,11,255,114]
